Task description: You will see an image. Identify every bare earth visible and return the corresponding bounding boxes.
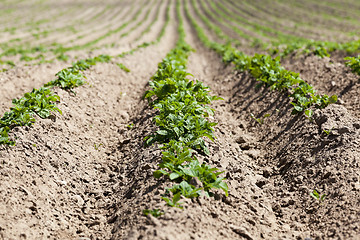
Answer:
[0,0,359,239]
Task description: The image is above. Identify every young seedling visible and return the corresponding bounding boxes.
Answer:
[310,189,326,203]
[94,143,103,151]
[143,209,164,218]
[117,63,130,73]
[250,113,270,125]
[304,109,313,121]
[322,128,333,136]
[161,192,183,209]
[345,56,360,77]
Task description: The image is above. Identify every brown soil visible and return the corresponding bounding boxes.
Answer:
[0,0,359,240]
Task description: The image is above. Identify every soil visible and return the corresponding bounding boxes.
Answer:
[0,0,359,240]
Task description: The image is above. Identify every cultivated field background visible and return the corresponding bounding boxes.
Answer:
[0,0,359,239]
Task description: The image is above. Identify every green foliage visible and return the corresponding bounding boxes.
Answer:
[345,56,360,77]
[184,3,337,116]
[117,63,130,72]
[250,113,271,125]
[45,54,112,90]
[56,53,69,62]
[310,190,326,202]
[0,54,111,146]
[322,128,332,135]
[0,88,61,145]
[162,192,183,209]
[94,143,103,151]
[143,209,164,217]
[47,68,85,90]
[0,44,49,67]
[144,0,228,208]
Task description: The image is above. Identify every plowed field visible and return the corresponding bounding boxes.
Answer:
[0,0,359,239]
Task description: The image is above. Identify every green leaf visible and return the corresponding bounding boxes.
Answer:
[293,105,303,112]
[329,95,338,104]
[157,130,168,136]
[320,194,326,201]
[305,109,313,118]
[154,169,167,178]
[219,181,229,197]
[169,172,180,180]
[173,192,181,204]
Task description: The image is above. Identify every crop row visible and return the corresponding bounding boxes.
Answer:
[0,55,112,145]
[4,0,360,73]
[143,0,227,211]
[186,0,337,118]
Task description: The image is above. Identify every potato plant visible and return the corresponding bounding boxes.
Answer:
[144,0,228,209]
[0,88,61,145]
[45,54,112,90]
[345,55,360,77]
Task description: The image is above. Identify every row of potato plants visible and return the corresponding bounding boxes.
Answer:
[0,2,173,146]
[143,0,228,210]
[185,0,337,118]
[0,55,112,145]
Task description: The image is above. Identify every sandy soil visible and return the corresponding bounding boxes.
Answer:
[0,0,359,239]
